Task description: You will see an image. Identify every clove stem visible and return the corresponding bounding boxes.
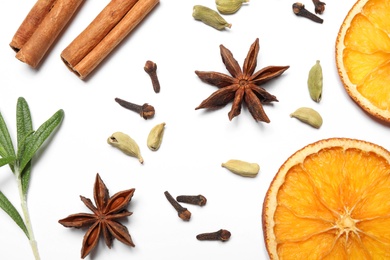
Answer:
[176,195,207,206]
[292,2,323,24]
[196,229,231,241]
[114,98,155,119]
[164,191,191,221]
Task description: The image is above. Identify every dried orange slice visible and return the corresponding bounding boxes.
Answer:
[262,138,390,259]
[336,0,390,123]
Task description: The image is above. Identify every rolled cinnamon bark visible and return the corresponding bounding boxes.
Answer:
[61,0,160,80]
[61,0,139,69]
[12,0,84,68]
[10,0,58,52]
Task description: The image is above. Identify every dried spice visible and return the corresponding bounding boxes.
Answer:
[222,159,260,177]
[192,5,232,30]
[107,132,144,164]
[312,0,326,14]
[292,2,323,24]
[144,60,160,93]
[216,0,248,14]
[290,107,323,128]
[196,229,231,241]
[307,60,323,102]
[176,195,207,206]
[115,98,155,119]
[195,38,289,122]
[147,122,166,151]
[59,173,135,259]
[164,191,191,221]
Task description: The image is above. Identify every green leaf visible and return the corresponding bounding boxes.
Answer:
[0,112,16,160]
[21,162,31,196]
[16,97,33,152]
[0,191,28,237]
[0,156,16,167]
[18,109,64,173]
[15,131,33,196]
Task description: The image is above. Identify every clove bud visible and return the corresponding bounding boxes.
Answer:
[164,191,191,221]
[312,0,325,14]
[292,2,323,24]
[196,229,231,241]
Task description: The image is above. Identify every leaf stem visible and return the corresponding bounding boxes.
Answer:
[16,168,40,260]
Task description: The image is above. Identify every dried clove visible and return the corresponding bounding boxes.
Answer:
[144,60,160,93]
[164,191,191,221]
[312,0,326,14]
[292,2,323,24]
[115,98,155,119]
[196,229,231,241]
[176,195,207,206]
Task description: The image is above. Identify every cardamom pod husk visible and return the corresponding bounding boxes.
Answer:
[307,60,323,102]
[290,107,323,129]
[147,122,166,151]
[193,5,232,30]
[222,159,260,177]
[216,0,248,14]
[107,132,144,164]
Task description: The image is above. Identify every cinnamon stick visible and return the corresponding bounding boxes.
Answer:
[10,0,58,52]
[11,0,84,68]
[61,0,160,80]
[61,0,139,68]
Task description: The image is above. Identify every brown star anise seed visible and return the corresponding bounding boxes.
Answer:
[59,173,135,259]
[195,38,289,123]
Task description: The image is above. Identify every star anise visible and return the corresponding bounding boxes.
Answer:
[195,38,289,122]
[58,173,135,259]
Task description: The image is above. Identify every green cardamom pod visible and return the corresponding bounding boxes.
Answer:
[290,107,323,129]
[307,60,323,102]
[221,159,260,177]
[193,5,232,30]
[147,122,166,151]
[107,132,144,164]
[216,0,248,14]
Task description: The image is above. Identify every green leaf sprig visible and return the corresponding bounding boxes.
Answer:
[0,97,64,260]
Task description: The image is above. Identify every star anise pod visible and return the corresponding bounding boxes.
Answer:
[195,38,289,122]
[59,173,135,259]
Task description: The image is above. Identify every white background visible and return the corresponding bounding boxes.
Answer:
[0,0,388,259]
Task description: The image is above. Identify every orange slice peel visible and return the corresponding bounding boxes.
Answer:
[262,137,390,259]
[336,0,390,123]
